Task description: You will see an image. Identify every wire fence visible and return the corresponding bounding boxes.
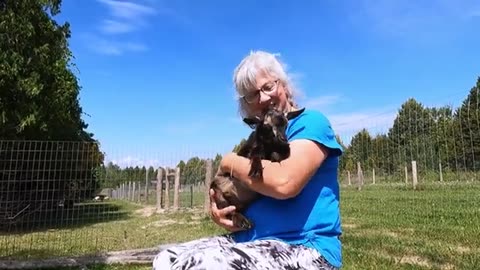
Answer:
[0,93,479,265]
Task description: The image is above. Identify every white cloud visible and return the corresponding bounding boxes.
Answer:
[302,95,342,110]
[328,109,397,145]
[96,0,157,35]
[82,34,147,55]
[100,19,136,34]
[84,0,158,55]
[97,0,157,21]
[107,155,162,169]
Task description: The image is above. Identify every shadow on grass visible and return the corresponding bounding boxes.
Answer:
[0,201,133,234]
[0,245,165,269]
[39,266,151,270]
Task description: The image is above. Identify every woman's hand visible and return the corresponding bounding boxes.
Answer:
[209,189,243,232]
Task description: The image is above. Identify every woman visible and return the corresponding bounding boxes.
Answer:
[152,51,344,269]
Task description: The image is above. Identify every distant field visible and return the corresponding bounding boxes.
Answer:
[2,182,479,270]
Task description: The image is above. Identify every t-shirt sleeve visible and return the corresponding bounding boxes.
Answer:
[287,110,343,157]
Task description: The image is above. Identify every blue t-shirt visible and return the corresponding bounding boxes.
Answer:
[232,108,344,268]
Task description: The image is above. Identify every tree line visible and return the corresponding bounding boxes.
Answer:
[339,77,480,181]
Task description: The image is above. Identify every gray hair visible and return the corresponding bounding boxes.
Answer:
[233,50,299,118]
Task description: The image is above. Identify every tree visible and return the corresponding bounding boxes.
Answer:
[232,138,247,153]
[0,0,92,141]
[371,134,390,175]
[426,106,456,172]
[182,157,206,185]
[348,129,373,171]
[387,98,433,174]
[454,77,480,171]
[0,0,103,229]
[212,153,222,175]
[337,135,352,172]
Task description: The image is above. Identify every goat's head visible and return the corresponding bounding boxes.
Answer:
[243,107,305,143]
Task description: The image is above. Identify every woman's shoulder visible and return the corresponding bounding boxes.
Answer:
[287,108,343,156]
[288,108,334,130]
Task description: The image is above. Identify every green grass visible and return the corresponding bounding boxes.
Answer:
[340,182,480,269]
[0,199,224,260]
[2,183,480,269]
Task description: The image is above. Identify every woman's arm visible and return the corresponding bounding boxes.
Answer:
[220,138,330,200]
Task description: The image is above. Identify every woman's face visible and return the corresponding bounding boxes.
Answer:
[242,70,290,116]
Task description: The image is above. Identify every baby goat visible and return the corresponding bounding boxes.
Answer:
[210,107,305,230]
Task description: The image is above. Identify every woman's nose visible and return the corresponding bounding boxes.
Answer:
[259,91,272,104]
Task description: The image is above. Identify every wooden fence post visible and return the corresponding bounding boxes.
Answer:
[156,168,163,212]
[204,159,213,214]
[173,166,180,211]
[412,160,418,190]
[132,182,136,201]
[127,182,130,201]
[145,169,149,204]
[164,167,170,210]
[372,168,376,185]
[356,162,363,191]
[405,166,408,184]
[347,171,351,185]
[439,162,443,182]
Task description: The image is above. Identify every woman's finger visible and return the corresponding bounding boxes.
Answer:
[219,205,236,215]
[209,189,242,232]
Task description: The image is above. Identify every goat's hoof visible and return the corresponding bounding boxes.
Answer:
[233,213,254,230]
[248,170,262,179]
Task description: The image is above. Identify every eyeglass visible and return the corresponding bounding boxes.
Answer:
[241,80,279,104]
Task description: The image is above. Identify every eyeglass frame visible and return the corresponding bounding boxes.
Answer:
[240,79,280,104]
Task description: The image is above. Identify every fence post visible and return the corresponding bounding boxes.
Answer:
[439,162,443,182]
[156,168,163,212]
[204,159,213,214]
[132,182,136,201]
[405,166,408,184]
[145,169,149,204]
[165,167,170,210]
[347,171,351,185]
[412,160,418,190]
[127,182,130,201]
[372,168,376,185]
[356,162,363,191]
[173,166,180,211]
[137,184,141,203]
[190,185,193,208]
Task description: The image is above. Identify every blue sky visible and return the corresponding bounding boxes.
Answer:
[56,0,480,168]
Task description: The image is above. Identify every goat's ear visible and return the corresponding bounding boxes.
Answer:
[286,108,305,120]
[243,116,261,129]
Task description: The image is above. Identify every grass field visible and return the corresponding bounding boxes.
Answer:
[1,182,479,269]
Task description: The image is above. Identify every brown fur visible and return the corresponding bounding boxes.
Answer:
[210,107,305,230]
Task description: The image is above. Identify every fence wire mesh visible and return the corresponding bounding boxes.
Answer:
[0,91,479,268]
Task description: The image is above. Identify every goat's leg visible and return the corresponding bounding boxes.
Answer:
[249,156,263,179]
[270,152,282,162]
[248,143,266,178]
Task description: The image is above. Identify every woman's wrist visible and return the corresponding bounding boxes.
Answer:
[222,153,251,182]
